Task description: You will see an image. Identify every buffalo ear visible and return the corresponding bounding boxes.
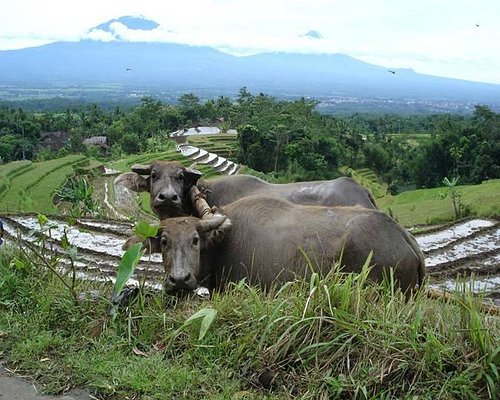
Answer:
[196,215,232,248]
[114,172,149,193]
[122,236,161,253]
[183,166,202,184]
[131,164,152,176]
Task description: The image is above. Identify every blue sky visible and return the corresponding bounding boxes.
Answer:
[0,0,499,84]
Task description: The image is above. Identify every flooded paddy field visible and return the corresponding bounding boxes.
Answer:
[2,215,500,305]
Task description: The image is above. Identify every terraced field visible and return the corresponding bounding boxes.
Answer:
[2,215,499,306]
[184,134,238,160]
[0,134,239,220]
[340,167,388,198]
[0,155,94,214]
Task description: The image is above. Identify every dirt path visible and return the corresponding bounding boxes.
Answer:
[0,362,91,400]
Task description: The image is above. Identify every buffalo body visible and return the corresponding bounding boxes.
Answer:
[126,195,425,295]
[114,161,378,219]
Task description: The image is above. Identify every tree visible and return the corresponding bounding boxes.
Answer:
[121,132,141,154]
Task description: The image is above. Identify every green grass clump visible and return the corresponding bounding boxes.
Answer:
[0,245,498,399]
[379,179,500,226]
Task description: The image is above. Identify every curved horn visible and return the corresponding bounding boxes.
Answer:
[196,215,227,233]
[131,164,152,175]
[183,166,203,182]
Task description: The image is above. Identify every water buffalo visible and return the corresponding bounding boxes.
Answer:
[124,195,425,295]
[114,161,378,219]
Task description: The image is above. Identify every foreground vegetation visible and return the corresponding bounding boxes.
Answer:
[0,243,499,399]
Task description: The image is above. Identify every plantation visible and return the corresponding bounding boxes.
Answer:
[185,133,239,159]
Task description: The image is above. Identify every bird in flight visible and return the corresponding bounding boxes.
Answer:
[387,70,396,74]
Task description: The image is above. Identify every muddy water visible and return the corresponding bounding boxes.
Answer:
[3,215,500,304]
[414,218,500,304]
[2,215,164,289]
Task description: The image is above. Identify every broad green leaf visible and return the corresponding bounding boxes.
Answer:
[10,258,26,271]
[134,221,159,240]
[113,242,144,296]
[182,308,218,340]
[37,214,48,227]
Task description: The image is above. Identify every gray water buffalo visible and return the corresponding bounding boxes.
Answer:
[124,195,425,295]
[114,161,378,219]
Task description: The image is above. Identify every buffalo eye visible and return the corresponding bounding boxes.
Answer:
[192,236,199,246]
[151,170,157,180]
[161,237,168,247]
[178,173,184,181]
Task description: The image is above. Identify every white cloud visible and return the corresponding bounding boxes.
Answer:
[0,0,499,83]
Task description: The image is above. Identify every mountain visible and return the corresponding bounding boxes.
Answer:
[0,35,499,113]
[300,30,323,39]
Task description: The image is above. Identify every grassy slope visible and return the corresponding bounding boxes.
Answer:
[0,155,89,214]
[378,179,500,226]
[185,134,238,160]
[343,167,388,199]
[0,248,498,399]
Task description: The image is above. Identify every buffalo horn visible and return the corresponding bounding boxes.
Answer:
[184,166,203,180]
[196,215,227,233]
[131,164,152,175]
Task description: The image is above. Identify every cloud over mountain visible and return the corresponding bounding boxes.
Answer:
[86,16,170,42]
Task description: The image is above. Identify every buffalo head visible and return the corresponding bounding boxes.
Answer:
[124,215,232,295]
[115,161,202,218]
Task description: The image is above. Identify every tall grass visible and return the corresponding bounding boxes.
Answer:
[0,244,498,399]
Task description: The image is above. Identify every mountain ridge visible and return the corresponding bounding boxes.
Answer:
[0,38,499,112]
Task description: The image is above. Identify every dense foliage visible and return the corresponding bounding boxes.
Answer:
[1,91,499,189]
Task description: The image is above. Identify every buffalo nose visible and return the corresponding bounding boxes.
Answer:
[156,191,180,205]
[168,272,193,288]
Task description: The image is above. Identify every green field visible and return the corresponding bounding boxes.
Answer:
[0,155,92,214]
[184,134,239,160]
[378,179,500,226]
